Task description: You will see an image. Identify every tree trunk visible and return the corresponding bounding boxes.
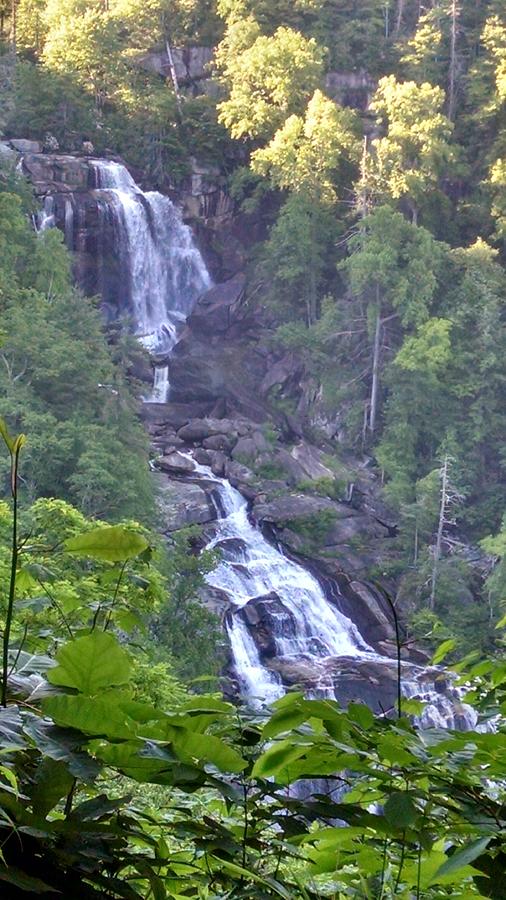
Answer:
[368,292,382,434]
[358,137,370,219]
[10,0,16,47]
[394,0,405,34]
[429,455,449,610]
[448,0,459,120]
[165,39,182,116]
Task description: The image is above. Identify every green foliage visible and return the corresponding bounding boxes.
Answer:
[217,22,323,140]
[298,475,346,501]
[367,75,455,221]
[153,528,225,683]
[0,429,505,898]
[286,507,336,549]
[251,88,360,203]
[0,171,153,521]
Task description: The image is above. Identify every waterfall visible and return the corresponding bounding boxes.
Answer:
[187,459,377,705]
[33,155,479,728]
[89,160,211,401]
[35,196,55,232]
[176,457,478,727]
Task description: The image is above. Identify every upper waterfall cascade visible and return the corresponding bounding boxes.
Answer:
[38,159,211,402]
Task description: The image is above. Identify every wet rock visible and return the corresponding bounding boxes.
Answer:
[154,474,215,531]
[235,591,287,658]
[213,537,249,558]
[198,584,230,618]
[157,451,195,475]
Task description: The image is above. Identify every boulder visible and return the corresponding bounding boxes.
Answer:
[0,141,17,164]
[213,536,249,559]
[232,431,268,462]
[9,138,42,153]
[161,435,185,451]
[197,584,230,617]
[235,591,288,658]
[154,474,215,531]
[290,441,335,480]
[187,274,246,335]
[156,451,195,475]
[210,450,227,476]
[203,433,236,452]
[177,417,241,443]
[259,352,303,397]
[193,448,212,466]
[253,494,352,527]
[141,401,210,430]
[225,460,257,486]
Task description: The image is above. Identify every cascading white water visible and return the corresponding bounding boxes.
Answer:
[90,160,211,401]
[35,196,55,232]
[177,457,479,727]
[186,459,381,705]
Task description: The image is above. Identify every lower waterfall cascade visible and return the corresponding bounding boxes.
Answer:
[33,155,478,730]
[182,458,479,730]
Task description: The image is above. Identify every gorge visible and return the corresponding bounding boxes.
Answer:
[11,144,477,730]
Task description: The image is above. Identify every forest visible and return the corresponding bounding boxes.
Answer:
[1,0,506,896]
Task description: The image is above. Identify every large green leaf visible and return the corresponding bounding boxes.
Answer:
[170,730,247,774]
[0,868,55,893]
[383,791,420,830]
[65,525,149,562]
[432,638,457,665]
[47,632,131,695]
[0,416,15,453]
[22,715,101,781]
[0,706,27,751]
[435,836,491,878]
[31,757,74,818]
[43,694,138,740]
[252,739,309,779]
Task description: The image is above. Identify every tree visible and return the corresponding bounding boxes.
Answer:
[344,206,443,435]
[369,75,455,223]
[259,192,338,326]
[251,88,360,203]
[15,0,47,54]
[216,22,323,140]
[42,0,125,107]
